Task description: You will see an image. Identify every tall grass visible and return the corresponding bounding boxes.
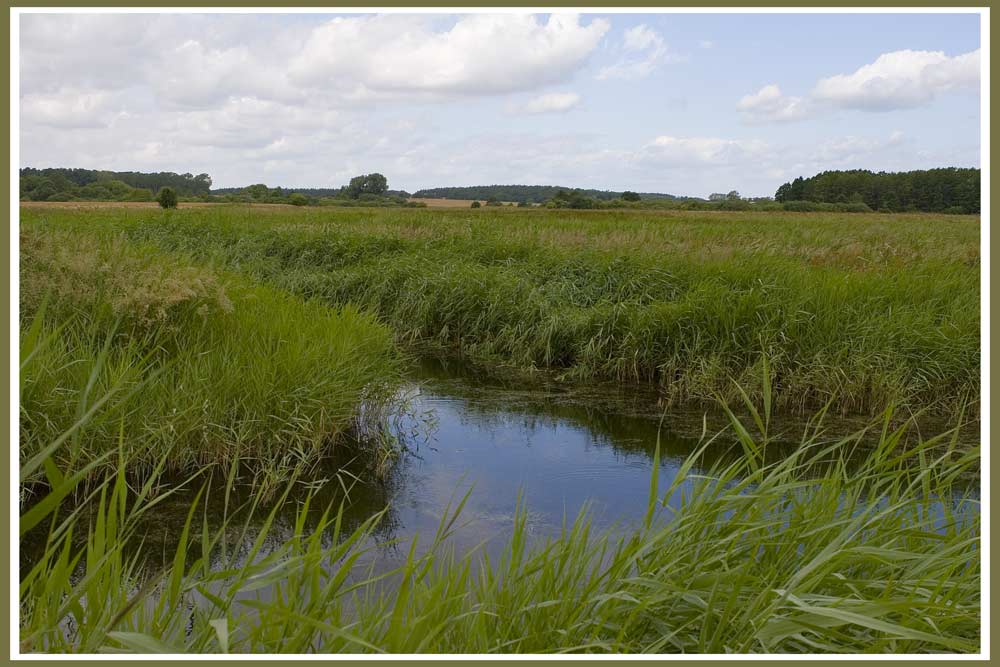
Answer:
[19,226,401,486]
[18,204,980,654]
[20,376,980,653]
[22,205,977,416]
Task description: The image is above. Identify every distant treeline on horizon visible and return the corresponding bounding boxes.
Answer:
[19,166,981,214]
[774,168,980,214]
[20,167,212,199]
[410,185,684,204]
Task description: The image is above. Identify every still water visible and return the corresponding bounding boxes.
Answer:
[49,355,978,577]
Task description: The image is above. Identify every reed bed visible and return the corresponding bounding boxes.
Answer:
[19,225,401,486]
[17,204,980,654]
[22,205,977,416]
[20,392,980,654]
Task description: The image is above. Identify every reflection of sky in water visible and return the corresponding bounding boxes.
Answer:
[29,357,980,593]
[385,387,683,556]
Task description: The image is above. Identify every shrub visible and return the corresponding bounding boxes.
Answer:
[782,200,820,212]
[838,202,874,213]
[471,201,481,208]
[156,187,178,209]
[289,193,309,206]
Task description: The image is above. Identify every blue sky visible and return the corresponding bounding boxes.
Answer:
[19,12,981,197]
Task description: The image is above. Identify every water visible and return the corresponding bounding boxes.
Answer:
[25,354,979,579]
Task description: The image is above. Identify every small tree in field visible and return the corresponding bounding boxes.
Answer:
[621,191,641,202]
[471,201,481,208]
[157,187,178,209]
[289,193,308,206]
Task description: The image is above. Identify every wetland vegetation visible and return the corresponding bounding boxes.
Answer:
[18,204,981,654]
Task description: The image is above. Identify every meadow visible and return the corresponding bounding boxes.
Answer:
[22,204,980,416]
[18,203,981,654]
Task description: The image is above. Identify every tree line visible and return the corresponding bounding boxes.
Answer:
[19,169,424,208]
[19,167,212,201]
[413,185,683,204]
[774,168,980,214]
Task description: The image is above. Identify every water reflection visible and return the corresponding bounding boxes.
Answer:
[27,354,980,579]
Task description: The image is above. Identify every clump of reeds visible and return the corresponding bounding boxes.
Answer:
[19,227,401,487]
[20,367,980,653]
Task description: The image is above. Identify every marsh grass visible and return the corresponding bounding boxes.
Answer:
[19,375,980,654]
[23,205,977,416]
[19,226,401,488]
[17,204,980,654]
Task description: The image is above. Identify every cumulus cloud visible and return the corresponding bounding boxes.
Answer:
[596,24,683,80]
[19,12,612,186]
[812,48,980,110]
[736,84,812,123]
[290,14,609,96]
[519,92,581,114]
[637,135,768,167]
[19,89,131,129]
[738,48,980,122]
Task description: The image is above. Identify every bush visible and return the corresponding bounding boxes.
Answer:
[289,193,309,206]
[156,187,178,209]
[838,202,874,213]
[718,198,751,211]
[782,200,820,212]
[471,201,481,209]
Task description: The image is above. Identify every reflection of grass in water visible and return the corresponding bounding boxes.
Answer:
[407,354,979,479]
[21,387,980,653]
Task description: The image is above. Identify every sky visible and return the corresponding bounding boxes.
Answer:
[18,11,982,198]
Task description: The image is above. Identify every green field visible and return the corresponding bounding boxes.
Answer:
[18,204,981,654]
[23,205,980,415]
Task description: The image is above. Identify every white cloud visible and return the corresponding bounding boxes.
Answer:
[812,48,980,111]
[20,90,120,128]
[736,84,811,123]
[597,24,683,80]
[519,92,581,114]
[637,135,768,167]
[289,14,609,96]
[738,48,980,122]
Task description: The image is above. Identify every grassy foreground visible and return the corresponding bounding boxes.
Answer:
[20,389,980,653]
[21,205,979,416]
[19,225,400,486]
[18,204,980,654]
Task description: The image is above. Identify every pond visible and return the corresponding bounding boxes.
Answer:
[25,354,979,582]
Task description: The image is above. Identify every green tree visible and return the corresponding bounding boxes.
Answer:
[245,184,270,200]
[347,173,389,198]
[289,193,309,206]
[621,191,641,202]
[156,187,178,209]
[471,201,481,208]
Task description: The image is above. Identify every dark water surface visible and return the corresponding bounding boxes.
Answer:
[28,355,980,581]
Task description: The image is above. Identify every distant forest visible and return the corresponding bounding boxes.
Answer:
[211,187,413,199]
[775,168,980,214]
[411,185,683,204]
[19,167,212,200]
[19,166,981,215]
